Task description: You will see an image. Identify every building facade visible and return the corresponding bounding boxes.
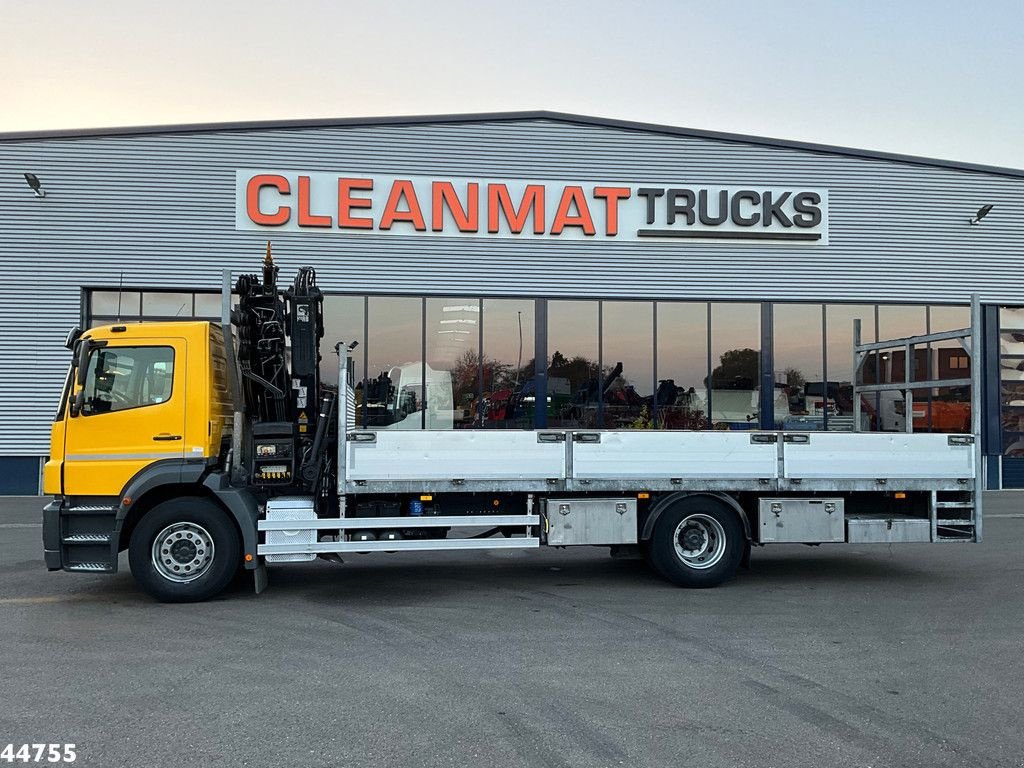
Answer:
[2,112,1022,493]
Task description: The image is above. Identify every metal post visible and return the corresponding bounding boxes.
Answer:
[221,269,246,483]
[971,294,983,542]
[925,307,934,433]
[853,319,861,433]
[904,342,913,434]
[597,302,604,429]
[337,346,349,517]
[651,302,658,428]
[421,298,427,430]
[874,305,881,427]
[534,299,548,429]
[760,302,774,431]
[221,270,241,404]
[705,303,713,429]
[361,297,369,429]
[477,298,484,426]
[821,304,829,432]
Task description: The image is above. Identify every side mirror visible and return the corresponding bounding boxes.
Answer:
[64,326,82,350]
[70,339,97,417]
[76,340,92,387]
[69,389,85,418]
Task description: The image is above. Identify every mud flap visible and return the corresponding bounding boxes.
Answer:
[253,563,268,595]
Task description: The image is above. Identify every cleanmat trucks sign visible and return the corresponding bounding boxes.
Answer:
[236,170,829,244]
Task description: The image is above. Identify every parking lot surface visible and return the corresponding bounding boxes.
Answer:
[2,494,1023,768]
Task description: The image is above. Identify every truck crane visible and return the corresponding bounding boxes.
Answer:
[43,248,983,602]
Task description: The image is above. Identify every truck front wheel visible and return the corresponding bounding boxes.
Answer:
[647,500,744,588]
[128,498,241,603]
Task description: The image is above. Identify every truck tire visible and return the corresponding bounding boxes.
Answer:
[647,498,744,588]
[128,497,241,603]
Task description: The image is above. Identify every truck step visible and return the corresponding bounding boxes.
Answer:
[62,533,112,544]
[934,523,975,541]
[259,536,540,558]
[64,562,116,573]
[934,502,974,509]
[64,505,118,516]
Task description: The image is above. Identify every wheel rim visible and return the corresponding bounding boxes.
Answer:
[151,522,216,583]
[672,514,727,570]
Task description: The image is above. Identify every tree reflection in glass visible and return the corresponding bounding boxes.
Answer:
[481,300,535,429]
[709,304,760,430]
[548,301,599,427]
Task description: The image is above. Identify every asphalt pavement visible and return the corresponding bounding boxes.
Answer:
[1,494,1022,768]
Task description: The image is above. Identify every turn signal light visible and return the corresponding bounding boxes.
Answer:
[894,492,907,499]
[638,492,650,499]
[244,553,254,562]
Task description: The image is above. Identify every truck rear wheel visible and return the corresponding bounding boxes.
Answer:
[647,499,744,588]
[128,498,241,603]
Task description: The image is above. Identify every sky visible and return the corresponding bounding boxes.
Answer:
[2,0,1023,169]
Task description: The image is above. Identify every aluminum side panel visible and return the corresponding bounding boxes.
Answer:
[346,431,566,481]
[571,432,778,479]
[782,433,974,479]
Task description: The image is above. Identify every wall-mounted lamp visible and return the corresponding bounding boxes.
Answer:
[969,204,994,225]
[23,173,46,198]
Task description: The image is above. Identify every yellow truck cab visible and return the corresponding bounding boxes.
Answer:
[43,321,257,597]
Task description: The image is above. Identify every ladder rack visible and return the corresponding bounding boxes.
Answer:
[853,295,982,543]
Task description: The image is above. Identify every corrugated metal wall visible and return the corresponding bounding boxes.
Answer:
[1,117,1022,456]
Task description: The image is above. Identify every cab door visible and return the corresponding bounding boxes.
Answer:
[63,340,187,497]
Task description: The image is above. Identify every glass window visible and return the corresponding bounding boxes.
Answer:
[924,306,972,433]
[547,301,599,428]
[365,297,424,430]
[826,304,876,431]
[143,292,193,317]
[427,298,480,429]
[928,306,972,384]
[90,291,140,317]
[322,296,365,395]
[89,317,131,328]
[916,383,972,433]
[81,346,175,415]
[602,301,653,428]
[194,292,224,319]
[774,304,824,430]
[929,306,970,333]
[876,305,928,394]
[1000,307,1024,455]
[656,302,710,430]
[481,299,535,429]
[710,304,760,430]
[878,304,926,339]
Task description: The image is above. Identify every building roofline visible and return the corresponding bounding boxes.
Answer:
[2,109,1022,179]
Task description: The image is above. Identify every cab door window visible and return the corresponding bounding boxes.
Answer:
[81,346,175,415]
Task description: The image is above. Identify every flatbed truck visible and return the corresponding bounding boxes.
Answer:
[42,250,983,602]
